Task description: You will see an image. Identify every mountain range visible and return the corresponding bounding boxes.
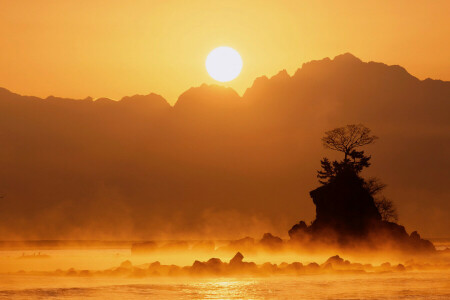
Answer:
[0,53,449,239]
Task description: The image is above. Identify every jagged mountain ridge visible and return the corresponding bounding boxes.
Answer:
[0,53,448,239]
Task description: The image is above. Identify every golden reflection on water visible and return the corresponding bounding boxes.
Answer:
[188,279,260,299]
[0,273,449,299]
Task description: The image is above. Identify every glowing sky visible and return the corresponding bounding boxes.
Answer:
[1,0,449,104]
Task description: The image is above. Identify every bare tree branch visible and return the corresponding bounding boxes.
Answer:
[374,196,398,222]
[322,124,378,158]
[364,177,387,196]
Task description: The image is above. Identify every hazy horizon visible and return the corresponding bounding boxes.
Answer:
[1,53,449,240]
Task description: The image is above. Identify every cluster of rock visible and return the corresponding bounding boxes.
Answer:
[25,253,450,278]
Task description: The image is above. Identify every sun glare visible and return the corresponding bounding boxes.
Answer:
[206,47,243,82]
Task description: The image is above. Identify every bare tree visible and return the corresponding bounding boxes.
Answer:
[363,177,398,222]
[364,177,387,196]
[322,124,378,160]
[374,196,398,222]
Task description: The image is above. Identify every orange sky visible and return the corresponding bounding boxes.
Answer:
[1,0,449,104]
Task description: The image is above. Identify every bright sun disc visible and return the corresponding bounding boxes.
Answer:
[206,47,242,82]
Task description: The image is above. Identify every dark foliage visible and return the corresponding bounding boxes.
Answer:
[317,150,371,184]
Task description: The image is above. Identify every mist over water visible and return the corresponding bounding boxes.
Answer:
[0,239,449,299]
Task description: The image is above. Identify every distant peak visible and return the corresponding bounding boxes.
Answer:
[387,64,414,77]
[251,75,269,86]
[174,84,240,111]
[118,93,170,110]
[198,83,238,93]
[270,69,290,80]
[333,53,362,63]
[179,84,240,99]
[120,92,166,102]
[45,95,93,102]
[94,97,115,104]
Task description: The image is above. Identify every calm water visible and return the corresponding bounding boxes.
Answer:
[1,242,449,299]
[0,272,449,299]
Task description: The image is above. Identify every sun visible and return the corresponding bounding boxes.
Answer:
[206,47,243,82]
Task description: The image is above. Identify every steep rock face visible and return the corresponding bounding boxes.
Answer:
[309,173,381,237]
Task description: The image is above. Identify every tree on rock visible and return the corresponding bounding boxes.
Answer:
[318,124,377,184]
[289,125,434,252]
[309,125,382,238]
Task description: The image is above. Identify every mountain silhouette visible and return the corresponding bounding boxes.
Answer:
[0,54,448,239]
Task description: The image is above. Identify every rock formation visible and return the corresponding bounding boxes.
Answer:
[289,171,435,252]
